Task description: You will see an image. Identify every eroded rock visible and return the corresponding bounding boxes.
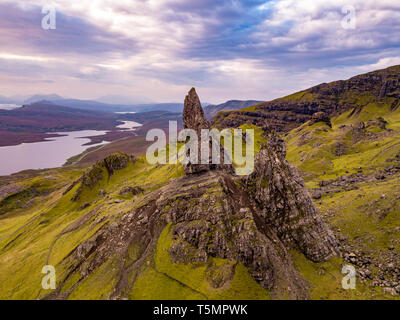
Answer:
[245,133,338,262]
[310,112,332,127]
[182,88,233,175]
[48,89,339,300]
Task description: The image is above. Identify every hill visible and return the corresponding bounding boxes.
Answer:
[24,94,64,104]
[0,102,120,146]
[48,99,184,113]
[213,65,400,132]
[204,100,263,120]
[0,102,119,132]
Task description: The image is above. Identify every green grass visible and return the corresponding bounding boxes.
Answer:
[285,100,400,184]
[130,223,270,300]
[0,90,399,300]
[0,153,184,299]
[291,251,396,300]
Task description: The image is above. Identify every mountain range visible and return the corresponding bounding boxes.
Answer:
[204,100,263,119]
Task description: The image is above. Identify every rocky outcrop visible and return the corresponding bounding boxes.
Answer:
[309,112,332,127]
[71,153,136,201]
[183,88,211,134]
[49,171,311,300]
[245,134,338,262]
[182,88,233,175]
[182,88,212,174]
[334,142,348,157]
[119,186,144,196]
[48,89,338,300]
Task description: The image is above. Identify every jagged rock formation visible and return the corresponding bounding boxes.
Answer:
[245,134,338,262]
[183,88,210,134]
[44,89,339,300]
[182,88,212,174]
[182,88,233,175]
[48,171,313,300]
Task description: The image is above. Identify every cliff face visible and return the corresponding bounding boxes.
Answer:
[213,65,400,132]
[46,89,338,300]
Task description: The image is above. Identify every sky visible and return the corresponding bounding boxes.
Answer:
[0,0,400,104]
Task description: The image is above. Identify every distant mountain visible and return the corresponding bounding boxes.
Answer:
[128,103,184,113]
[49,98,128,113]
[0,101,119,133]
[1,93,184,114]
[0,101,186,147]
[122,110,182,123]
[24,94,63,104]
[34,98,184,113]
[204,100,263,120]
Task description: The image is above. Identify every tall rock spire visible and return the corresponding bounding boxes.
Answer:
[182,88,233,175]
[182,88,211,174]
[183,88,210,133]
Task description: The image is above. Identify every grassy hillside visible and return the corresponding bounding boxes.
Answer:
[213,65,400,133]
[0,100,398,299]
[284,97,400,299]
[0,67,399,300]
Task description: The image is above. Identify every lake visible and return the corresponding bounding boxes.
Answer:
[116,120,142,131]
[0,117,144,176]
[0,130,109,176]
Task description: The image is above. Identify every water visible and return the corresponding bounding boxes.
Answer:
[116,121,142,131]
[0,118,143,175]
[0,130,108,176]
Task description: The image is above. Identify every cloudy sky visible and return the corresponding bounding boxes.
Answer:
[0,0,400,104]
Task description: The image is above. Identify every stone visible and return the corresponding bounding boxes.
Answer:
[310,112,332,127]
[312,192,322,200]
[119,186,144,196]
[244,133,338,262]
[72,153,135,201]
[182,88,212,174]
[47,89,340,300]
[182,88,232,175]
[383,287,398,296]
[334,142,348,157]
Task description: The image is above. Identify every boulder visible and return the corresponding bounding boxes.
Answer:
[310,112,332,127]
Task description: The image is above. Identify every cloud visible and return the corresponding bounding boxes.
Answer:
[0,2,137,57]
[250,0,400,67]
[0,0,399,103]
